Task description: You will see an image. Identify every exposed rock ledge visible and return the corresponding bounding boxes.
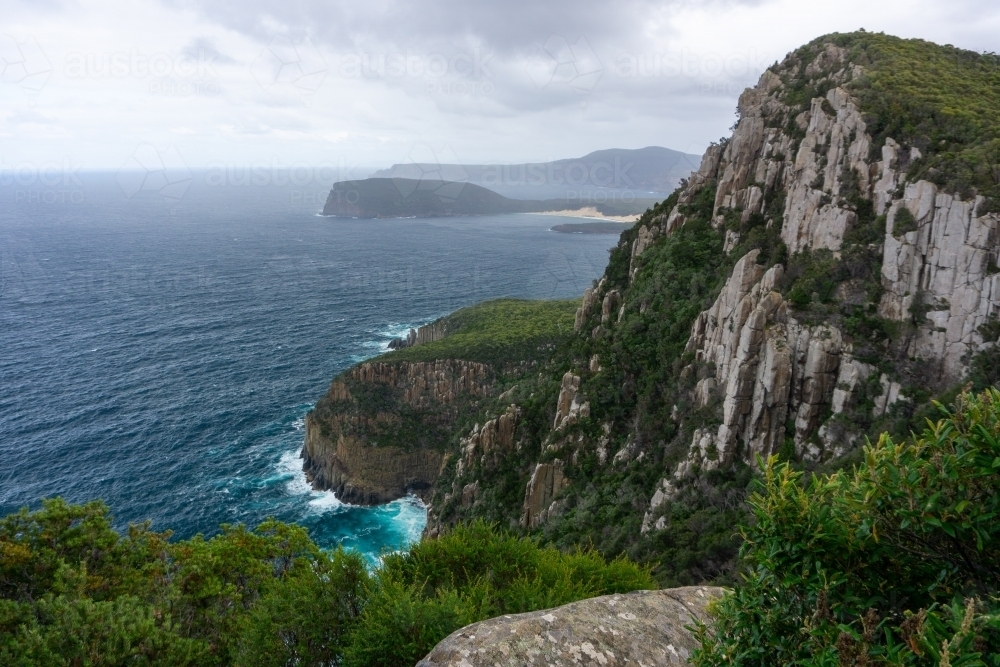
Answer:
[418,586,723,666]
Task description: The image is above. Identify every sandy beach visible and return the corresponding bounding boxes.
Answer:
[537,206,639,223]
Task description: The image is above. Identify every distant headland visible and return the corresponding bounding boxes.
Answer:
[321,177,658,220]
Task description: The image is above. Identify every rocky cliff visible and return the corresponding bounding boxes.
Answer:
[629,40,999,528]
[417,32,1000,586]
[302,359,493,504]
[310,32,1000,587]
[302,298,577,506]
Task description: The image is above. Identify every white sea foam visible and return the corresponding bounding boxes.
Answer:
[308,491,345,511]
[276,447,355,512]
[278,449,312,496]
[384,495,428,545]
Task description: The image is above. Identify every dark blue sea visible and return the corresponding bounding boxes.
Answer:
[0,173,616,560]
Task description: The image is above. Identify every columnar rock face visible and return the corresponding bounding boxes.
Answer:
[521,460,568,527]
[418,586,725,667]
[879,183,1000,379]
[302,359,493,504]
[301,418,444,504]
[390,319,451,349]
[457,404,520,478]
[628,45,1000,394]
[683,250,794,465]
[632,43,1000,530]
[348,360,491,408]
[553,372,590,430]
[574,282,602,332]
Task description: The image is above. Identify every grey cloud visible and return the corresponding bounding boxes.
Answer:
[170,0,777,118]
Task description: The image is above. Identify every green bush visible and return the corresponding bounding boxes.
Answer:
[693,389,1000,667]
[0,501,370,666]
[344,521,654,666]
[0,506,651,666]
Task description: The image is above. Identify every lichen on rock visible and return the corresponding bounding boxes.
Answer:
[417,586,724,667]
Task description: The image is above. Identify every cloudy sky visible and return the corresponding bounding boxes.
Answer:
[2,0,999,176]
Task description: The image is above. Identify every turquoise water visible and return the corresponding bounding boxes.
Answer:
[0,173,616,560]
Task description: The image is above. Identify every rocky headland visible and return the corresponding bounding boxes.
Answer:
[306,31,1000,590]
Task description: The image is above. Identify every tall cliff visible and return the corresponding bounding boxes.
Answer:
[308,31,1000,586]
[303,359,492,504]
[301,298,577,505]
[420,32,1000,584]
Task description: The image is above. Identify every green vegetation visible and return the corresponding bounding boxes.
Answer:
[381,298,578,366]
[693,389,1000,666]
[429,183,757,586]
[785,32,1000,209]
[0,506,650,666]
[346,522,653,666]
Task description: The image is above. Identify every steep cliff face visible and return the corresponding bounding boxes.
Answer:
[303,298,578,506]
[303,359,493,504]
[388,319,451,350]
[640,44,996,468]
[421,32,1000,586]
[626,39,999,526]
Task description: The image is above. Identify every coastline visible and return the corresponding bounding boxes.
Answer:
[535,206,638,223]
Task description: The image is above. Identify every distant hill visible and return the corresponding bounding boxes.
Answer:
[369,146,701,199]
[322,178,658,218]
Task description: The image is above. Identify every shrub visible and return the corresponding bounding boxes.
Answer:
[693,389,1000,667]
[0,506,651,667]
[344,521,654,667]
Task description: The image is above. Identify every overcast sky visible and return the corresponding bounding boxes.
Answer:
[2,0,999,176]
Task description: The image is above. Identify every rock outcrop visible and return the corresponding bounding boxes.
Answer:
[574,282,603,332]
[418,586,724,666]
[389,319,452,349]
[521,460,569,528]
[301,419,444,504]
[553,372,590,430]
[879,182,1000,379]
[632,43,1000,531]
[456,404,520,478]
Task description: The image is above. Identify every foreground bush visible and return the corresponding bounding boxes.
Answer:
[0,504,651,666]
[344,522,654,666]
[693,389,1000,667]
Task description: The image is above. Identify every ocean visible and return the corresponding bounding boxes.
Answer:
[0,172,617,560]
